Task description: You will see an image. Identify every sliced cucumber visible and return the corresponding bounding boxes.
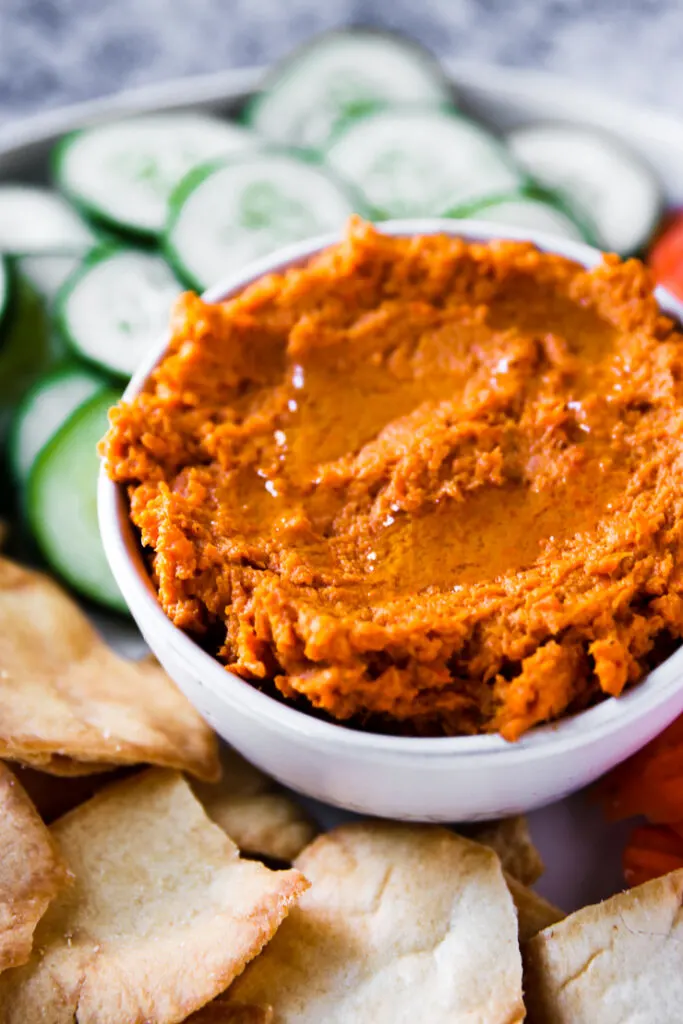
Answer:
[507,123,662,255]
[246,28,451,151]
[166,153,358,291]
[27,389,126,612]
[0,273,51,426]
[0,185,95,255]
[10,365,106,483]
[17,253,84,304]
[0,256,9,330]
[448,191,588,242]
[55,114,258,240]
[57,247,182,379]
[324,107,524,220]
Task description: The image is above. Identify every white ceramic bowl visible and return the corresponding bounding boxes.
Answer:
[99,219,683,822]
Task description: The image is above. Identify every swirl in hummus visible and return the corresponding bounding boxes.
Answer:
[102,219,683,740]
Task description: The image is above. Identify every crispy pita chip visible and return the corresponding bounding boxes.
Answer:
[0,769,307,1024]
[467,816,544,885]
[0,557,218,780]
[505,874,564,943]
[524,869,683,1022]
[192,748,318,862]
[0,762,69,972]
[227,822,525,1023]
[186,1001,272,1023]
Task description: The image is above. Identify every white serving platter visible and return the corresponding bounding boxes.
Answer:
[2,58,679,913]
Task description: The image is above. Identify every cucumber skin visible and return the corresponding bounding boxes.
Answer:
[163,150,370,291]
[242,26,453,153]
[7,363,107,485]
[26,389,128,614]
[54,244,122,380]
[507,123,664,257]
[0,256,12,334]
[324,100,467,149]
[323,105,528,221]
[0,256,16,336]
[445,185,599,247]
[54,243,182,381]
[53,131,164,244]
[0,272,52,430]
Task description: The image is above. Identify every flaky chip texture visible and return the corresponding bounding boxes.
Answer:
[525,868,683,1022]
[0,769,308,1024]
[192,747,317,862]
[227,821,525,1023]
[0,558,218,780]
[468,816,544,886]
[0,763,69,972]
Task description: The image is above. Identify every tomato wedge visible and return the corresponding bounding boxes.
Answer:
[648,209,683,300]
[623,824,683,887]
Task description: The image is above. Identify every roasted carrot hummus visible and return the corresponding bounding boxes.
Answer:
[102,219,683,740]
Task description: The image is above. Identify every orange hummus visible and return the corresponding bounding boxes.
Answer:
[102,219,683,740]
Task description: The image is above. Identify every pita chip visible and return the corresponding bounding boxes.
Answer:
[505,875,564,943]
[192,747,317,862]
[524,869,683,1022]
[185,1001,272,1023]
[0,557,218,780]
[227,822,525,1023]
[468,816,544,886]
[0,769,308,1024]
[0,763,69,973]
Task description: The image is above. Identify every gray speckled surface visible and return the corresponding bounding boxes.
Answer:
[1,0,683,122]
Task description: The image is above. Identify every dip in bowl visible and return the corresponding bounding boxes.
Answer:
[99,218,683,820]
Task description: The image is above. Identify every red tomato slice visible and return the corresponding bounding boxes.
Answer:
[649,210,683,300]
[623,824,683,886]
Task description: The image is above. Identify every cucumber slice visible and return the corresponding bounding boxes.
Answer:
[507,123,662,255]
[166,153,358,291]
[55,114,258,240]
[57,247,182,379]
[0,273,51,429]
[246,28,452,151]
[324,107,523,220]
[17,253,84,304]
[27,389,127,612]
[0,185,95,255]
[449,191,588,242]
[10,365,106,483]
[0,256,9,330]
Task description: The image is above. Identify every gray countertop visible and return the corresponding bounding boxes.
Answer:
[1,0,683,123]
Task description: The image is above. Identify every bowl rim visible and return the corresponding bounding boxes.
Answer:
[98,217,683,762]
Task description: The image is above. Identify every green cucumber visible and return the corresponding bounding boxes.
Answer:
[0,185,95,255]
[507,123,662,254]
[246,28,452,151]
[0,273,51,434]
[54,113,258,240]
[0,256,10,331]
[448,190,589,243]
[324,106,524,219]
[27,389,126,612]
[166,152,359,291]
[57,247,182,379]
[10,364,106,484]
